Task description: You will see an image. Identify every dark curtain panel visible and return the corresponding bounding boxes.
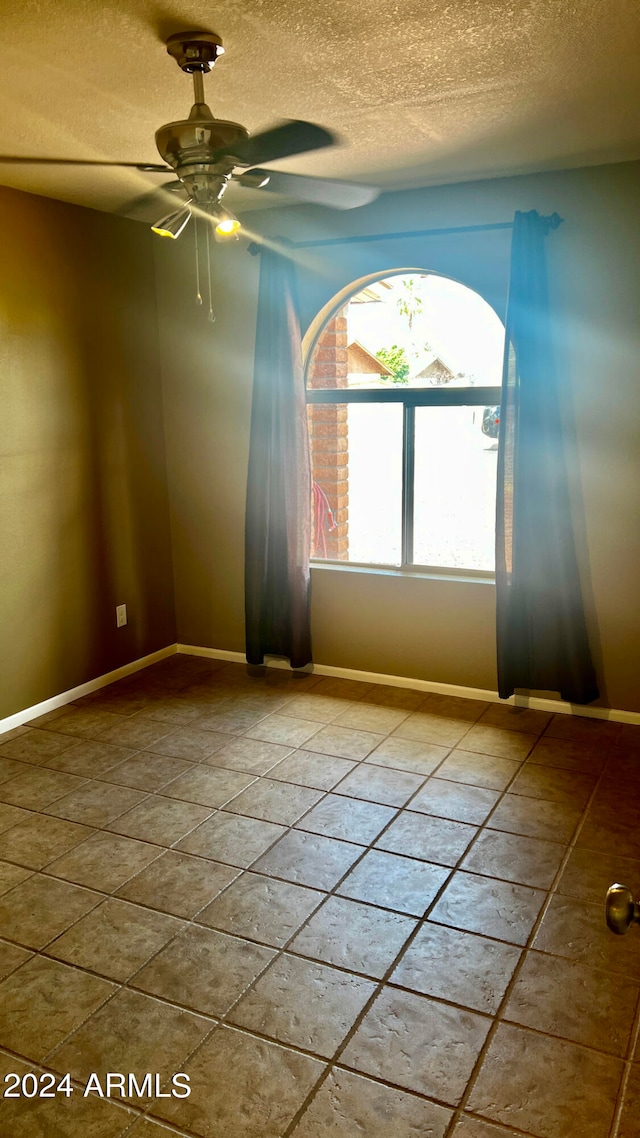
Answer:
[495,210,599,703]
[245,247,312,668]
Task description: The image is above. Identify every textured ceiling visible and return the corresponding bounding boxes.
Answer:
[0,0,639,218]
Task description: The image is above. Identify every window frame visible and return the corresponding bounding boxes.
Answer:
[306,384,500,578]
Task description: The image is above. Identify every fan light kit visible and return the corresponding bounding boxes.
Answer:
[0,29,379,320]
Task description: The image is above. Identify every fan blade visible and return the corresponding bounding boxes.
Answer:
[0,156,171,172]
[237,168,379,210]
[214,120,336,168]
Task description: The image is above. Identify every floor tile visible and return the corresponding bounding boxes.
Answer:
[361,685,426,710]
[44,780,147,827]
[46,830,162,892]
[0,728,77,764]
[195,705,269,734]
[198,872,323,946]
[41,706,126,740]
[296,794,396,844]
[133,924,275,1016]
[557,846,640,906]
[0,939,33,981]
[451,1114,514,1137]
[420,693,488,721]
[282,694,352,722]
[509,764,596,808]
[392,713,471,748]
[544,714,620,746]
[430,871,546,945]
[391,922,521,1014]
[337,849,450,915]
[310,677,374,701]
[230,954,376,1058]
[461,830,565,889]
[0,955,116,1060]
[0,813,94,868]
[41,739,137,776]
[0,802,33,833]
[617,1062,640,1138]
[304,726,384,761]
[106,796,213,846]
[366,736,451,775]
[47,897,184,981]
[160,765,256,807]
[503,949,638,1056]
[476,704,552,734]
[152,1024,324,1138]
[462,725,537,760]
[290,895,416,978]
[291,1067,452,1138]
[118,850,239,918]
[331,704,410,734]
[0,859,32,895]
[526,736,608,774]
[267,750,357,789]
[488,794,582,842]
[0,1050,136,1137]
[410,778,500,824]
[333,763,424,806]
[177,812,285,867]
[533,894,640,978]
[435,750,521,791]
[467,1022,623,1138]
[575,812,640,861]
[244,713,321,747]
[48,987,211,1093]
[97,719,173,750]
[0,873,101,948]
[205,738,293,774]
[145,725,230,761]
[375,811,477,866]
[0,766,86,810]
[0,755,30,785]
[341,986,490,1104]
[252,830,363,891]
[222,777,323,825]
[102,752,194,792]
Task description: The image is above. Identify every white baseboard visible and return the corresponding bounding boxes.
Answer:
[3,641,638,735]
[177,643,640,725]
[0,645,177,735]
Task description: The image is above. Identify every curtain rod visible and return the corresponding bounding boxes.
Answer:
[248,213,563,254]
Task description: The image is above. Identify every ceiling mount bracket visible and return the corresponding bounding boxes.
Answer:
[165,31,224,74]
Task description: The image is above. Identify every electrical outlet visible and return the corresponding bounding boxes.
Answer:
[116,604,127,628]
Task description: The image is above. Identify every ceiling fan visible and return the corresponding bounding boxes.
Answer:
[0,30,380,243]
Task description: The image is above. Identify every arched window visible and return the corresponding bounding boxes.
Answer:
[305,270,505,573]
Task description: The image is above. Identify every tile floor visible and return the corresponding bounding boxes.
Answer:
[0,655,639,1137]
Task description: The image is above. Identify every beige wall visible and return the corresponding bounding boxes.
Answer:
[157,160,640,712]
[0,186,175,719]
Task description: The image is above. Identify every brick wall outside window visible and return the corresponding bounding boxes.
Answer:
[307,309,349,559]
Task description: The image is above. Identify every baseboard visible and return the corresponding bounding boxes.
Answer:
[4,641,637,735]
[177,643,640,725]
[0,645,177,735]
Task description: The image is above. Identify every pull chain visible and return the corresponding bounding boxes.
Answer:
[206,218,215,323]
[194,215,203,306]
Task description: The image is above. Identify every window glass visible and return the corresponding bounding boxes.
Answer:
[309,403,403,565]
[413,406,498,571]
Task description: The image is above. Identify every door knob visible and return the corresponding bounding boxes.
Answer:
[606,883,640,935]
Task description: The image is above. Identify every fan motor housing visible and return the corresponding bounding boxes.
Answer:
[155,114,249,170]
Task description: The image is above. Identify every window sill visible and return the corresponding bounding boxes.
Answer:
[310,560,495,586]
